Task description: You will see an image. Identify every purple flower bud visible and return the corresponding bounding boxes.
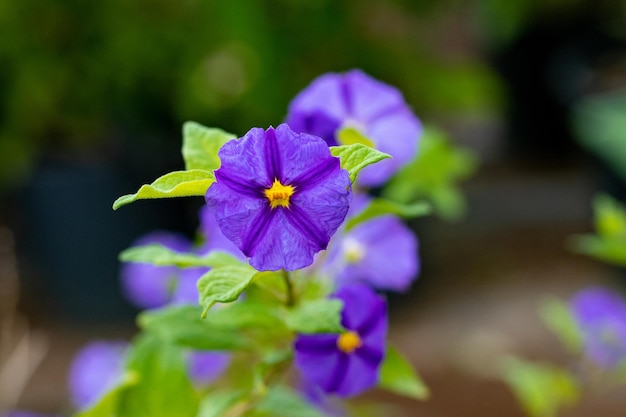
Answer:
[68,341,128,408]
[286,69,422,186]
[294,284,387,397]
[571,287,626,368]
[120,231,190,309]
[206,124,352,271]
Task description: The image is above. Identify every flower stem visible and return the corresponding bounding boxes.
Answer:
[282,269,295,307]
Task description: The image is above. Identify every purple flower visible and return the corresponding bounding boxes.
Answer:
[68,341,128,408]
[294,284,387,397]
[187,351,231,386]
[326,214,419,292]
[171,266,208,305]
[571,287,626,368]
[205,124,352,271]
[286,69,421,186]
[120,231,190,309]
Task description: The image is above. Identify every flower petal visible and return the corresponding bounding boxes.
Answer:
[333,351,380,397]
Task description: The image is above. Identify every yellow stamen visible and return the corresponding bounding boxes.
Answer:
[264,179,295,209]
[337,331,362,354]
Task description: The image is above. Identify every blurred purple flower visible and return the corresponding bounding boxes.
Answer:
[68,340,128,409]
[187,351,231,386]
[294,284,387,397]
[326,215,419,292]
[571,287,626,368]
[205,124,351,271]
[120,231,190,309]
[286,69,421,186]
[170,266,208,305]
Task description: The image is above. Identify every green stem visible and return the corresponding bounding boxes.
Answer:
[282,269,295,307]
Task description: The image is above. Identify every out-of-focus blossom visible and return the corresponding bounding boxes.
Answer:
[326,215,419,292]
[294,284,387,397]
[206,124,351,271]
[68,341,128,408]
[187,351,231,386]
[120,231,190,309]
[571,287,626,368]
[286,69,421,186]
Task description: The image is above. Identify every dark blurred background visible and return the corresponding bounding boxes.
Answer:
[1,0,625,415]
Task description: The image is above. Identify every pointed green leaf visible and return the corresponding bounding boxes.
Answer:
[330,144,391,183]
[113,170,215,210]
[119,245,244,269]
[345,199,431,231]
[198,265,258,317]
[379,345,430,400]
[336,126,375,148]
[285,299,344,334]
[501,357,579,417]
[182,121,236,171]
[539,298,582,354]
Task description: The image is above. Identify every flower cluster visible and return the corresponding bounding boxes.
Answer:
[69,69,428,417]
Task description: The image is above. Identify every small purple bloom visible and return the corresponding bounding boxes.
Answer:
[120,231,190,309]
[286,69,422,186]
[294,284,387,397]
[68,341,128,408]
[571,287,626,368]
[187,351,231,386]
[205,124,352,271]
[326,215,419,292]
[171,266,208,305]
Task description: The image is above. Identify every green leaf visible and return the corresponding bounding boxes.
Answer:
[250,385,325,417]
[73,372,138,417]
[379,345,429,400]
[539,298,582,354]
[285,299,344,334]
[336,126,375,148]
[113,170,215,210]
[118,334,198,417]
[593,194,626,238]
[570,235,626,267]
[197,265,258,317]
[139,304,280,350]
[119,245,244,269]
[501,357,579,417]
[330,144,391,183]
[197,391,248,417]
[182,121,236,171]
[345,198,431,232]
[382,127,477,220]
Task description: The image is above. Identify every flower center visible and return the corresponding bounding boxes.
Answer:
[343,238,365,264]
[337,331,362,354]
[264,179,295,209]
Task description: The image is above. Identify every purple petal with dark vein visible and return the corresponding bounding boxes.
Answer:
[284,205,328,250]
[264,126,284,182]
[295,334,339,354]
[214,171,264,198]
[295,349,342,393]
[356,344,384,368]
[215,127,273,188]
[241,206,276,256]
[291,156,340,192]
[333,350,380,397]
[324,353,350,393]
